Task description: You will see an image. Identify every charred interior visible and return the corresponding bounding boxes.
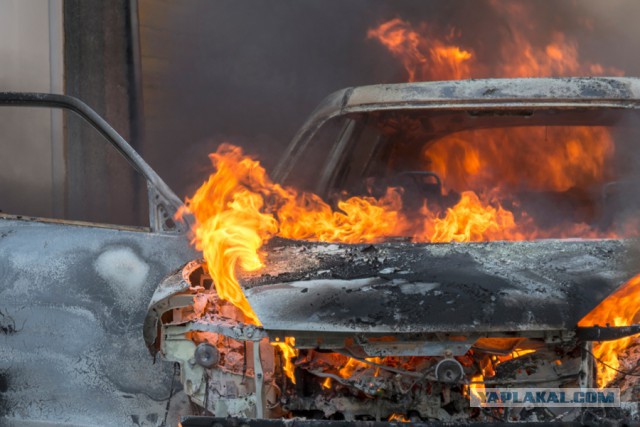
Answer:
[286,106,640,242]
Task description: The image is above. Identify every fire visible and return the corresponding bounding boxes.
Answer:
[180,5,633,388]
[579,274,640,387]
[467,347,536,400]
[424,127,614,195]
[181,144,541,325]
[364,9,624,246]
[277,187,403,244]
[388,413,410,422]
[338,356,382,379]
[366,18,473,82]
[180,144,406,323]
[272,337,298,384]
[367,6,622,82]
[425,191,522,243]
[468,373,485,402]
[176,146,280,325]
[182,139,628,383]
[417,125,617,241]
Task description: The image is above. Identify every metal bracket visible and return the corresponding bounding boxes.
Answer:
[147,183,188,233]
[253,342,264,419]
[165,319,268,343]
[579,341,595,389]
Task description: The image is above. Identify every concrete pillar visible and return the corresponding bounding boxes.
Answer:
[63,0,145,226]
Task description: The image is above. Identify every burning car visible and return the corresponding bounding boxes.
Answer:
[145,77,640,423]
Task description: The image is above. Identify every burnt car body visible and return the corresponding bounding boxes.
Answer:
[0,93,198,426]
[146,78,640,423]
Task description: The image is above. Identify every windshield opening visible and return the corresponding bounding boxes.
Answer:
[315,108,640,242]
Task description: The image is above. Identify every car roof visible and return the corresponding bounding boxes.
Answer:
[273,77,640,182]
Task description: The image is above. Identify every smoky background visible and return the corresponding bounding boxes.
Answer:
[138,0,640,201]
[4,0,640,227]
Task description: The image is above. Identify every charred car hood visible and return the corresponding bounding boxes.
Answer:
[237,238,637,334]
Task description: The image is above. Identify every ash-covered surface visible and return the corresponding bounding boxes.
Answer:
[240,238,634,334]
[346,77,640,107]
[0,217,197,426]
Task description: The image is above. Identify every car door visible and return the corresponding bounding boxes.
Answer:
[0,93,198,426]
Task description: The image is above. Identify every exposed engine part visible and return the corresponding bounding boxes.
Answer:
[194,342,220,368]
[435,358,464,383]
[147,261,609,422]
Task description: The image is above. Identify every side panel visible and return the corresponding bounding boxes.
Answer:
[0,218,198,426]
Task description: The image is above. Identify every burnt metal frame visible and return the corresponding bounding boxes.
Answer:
[269,78,640,342]
[273,77,640,193]
[0,92,188,233]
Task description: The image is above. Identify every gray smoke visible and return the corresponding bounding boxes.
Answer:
[139,0,640,199]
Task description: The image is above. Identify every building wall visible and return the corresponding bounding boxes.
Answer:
[0,0,63,218]
[0,0,145,227]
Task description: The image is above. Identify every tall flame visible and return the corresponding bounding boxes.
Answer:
[367,6,622,82]
[181,144,408,323]
[272,337,298,383]
[178,146,278,325]
[579,275,640,387]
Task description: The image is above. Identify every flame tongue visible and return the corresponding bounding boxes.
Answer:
[366,18,473,82]
[426,191,521,243]
[181,144,407,323]
[579,275,640,387]
[180,145,282,324]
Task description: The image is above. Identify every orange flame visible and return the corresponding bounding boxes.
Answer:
[367,5,622,82]
[183,141,627,326]
[272,337,298,384]
[365,10,624,245]
[367,18,473,82]
[468,373,485,402]
[277,187,403,243]
[181,7,632,385]
[423,127,615,195]
[180,145,405,323]
[178,146,278,325]
[579,274,640,387]
[425,191,522,243]
[388,413,410,422]
[338,356,382,379]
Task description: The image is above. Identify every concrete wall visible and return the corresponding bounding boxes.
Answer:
[0,0,63,218]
